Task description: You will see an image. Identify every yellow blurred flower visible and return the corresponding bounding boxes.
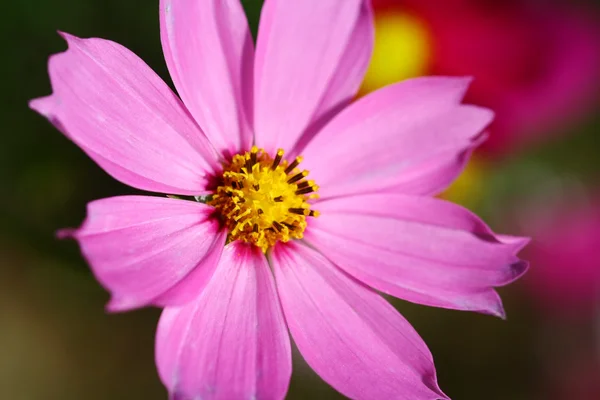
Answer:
[360,11,432,95]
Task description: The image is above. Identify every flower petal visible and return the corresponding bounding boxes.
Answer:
[307,194,529,317]
[254,0,368,154]
[30,33,217,195]
[70,196,226,311]
[272,241,447,400]
[388,143,476,196]
[156,242,291,400]
[292,1,375,155]
[301,76,492,199]
[160,0,254,156]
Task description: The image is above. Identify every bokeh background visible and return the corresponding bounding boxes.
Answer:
[2,0,600,399]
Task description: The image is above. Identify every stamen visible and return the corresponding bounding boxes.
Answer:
[289,207,308,215]
[271,149,284,170]
[250,146,258,165]
[296,185,318,195]
[296,180,314,190]
[273,221,284,232]
[287,170,309,184]
[285,156,303,174]
[209,148,320,252]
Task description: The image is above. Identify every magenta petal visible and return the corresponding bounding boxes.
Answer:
[312,0,374,121]
[71,196,226,311]
[272,242,447,400]
[254,0,366,154]
[301,77,492,199]
[156,242,291,400]
[388,143,476,196]
[30,33,217,195]
[292,1,375,154]
[307,194,529,317]
[160,0,254,155]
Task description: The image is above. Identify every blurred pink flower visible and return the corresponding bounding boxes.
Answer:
[524,195,600,313]
[369,0,600,155]
[31,0,528,399]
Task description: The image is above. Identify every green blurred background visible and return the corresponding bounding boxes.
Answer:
[2,1,600,399]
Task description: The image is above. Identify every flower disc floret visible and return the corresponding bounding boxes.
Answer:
[209,146,319,252]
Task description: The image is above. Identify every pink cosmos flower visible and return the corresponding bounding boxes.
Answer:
[30,1,529,399]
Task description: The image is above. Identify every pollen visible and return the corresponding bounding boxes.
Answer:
[209,146,320,252]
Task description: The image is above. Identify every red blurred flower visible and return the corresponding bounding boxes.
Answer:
[366,0,600,155]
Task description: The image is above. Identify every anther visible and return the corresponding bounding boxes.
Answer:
[273,196,283,202]
[285,156,303,174]
[308,210,320,217]
[295,186,318,195]
[296,180,314,190]
[250,146,258,165]
[289,207,307,215]
[273,221,284,232]
[282,222,296,230]
[287,170,308,184]
[271,149,284,170]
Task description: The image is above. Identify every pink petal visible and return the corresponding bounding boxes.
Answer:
[292,1,375,155]
[389,134,487,196]
[156,242,291,400]
[306,194,529,317]
[301,77,492,199]
[272,242,447,400]
[30,33,218,195]
[70,196,226,311]
[254,0,368,154]
[388,143,475,196]
[160,0,254,156]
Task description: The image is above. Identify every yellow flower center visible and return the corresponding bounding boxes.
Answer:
[209,146,319,252]
[360,10,432,95]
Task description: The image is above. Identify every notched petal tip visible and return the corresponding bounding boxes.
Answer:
[29,95,56,116]
[56,30,78,44]
[433,384,451,400]
[482,290,507,319]
[442,75,474,98]
[454,289,506,319]
[500,235,532,253]
[509,259,530,283]
[463,104,495,131]
[56,227,77,240]
[402,75,475,102]
[104,296,142,313]
[470,129,490,148]
[489,306,507,320]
